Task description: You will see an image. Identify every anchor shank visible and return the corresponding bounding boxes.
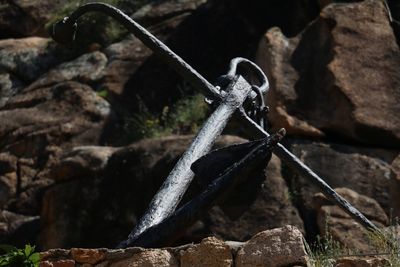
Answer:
[117,75,253,248]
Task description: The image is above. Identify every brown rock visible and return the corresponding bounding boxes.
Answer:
[132,0,207,26]
[390,154,400,218]
[111,249,178,267]
[335,256,389,267]
[257,0,400,147]
[205,154,304,241]
[0,81,110,216]
[40,260,77,267]
[317,206,385,253]
[0,37,69,83]
[0,210,38,236]
[50,146,117,181]
[313,188,389,225]
[28,51,108,90]
[286,139,397,216]
[0,174,16,207]
[0,0,63,37]
[71,248,105,265]
[314,188,388,252]
[180,237,232,267]
[236,225,308,267]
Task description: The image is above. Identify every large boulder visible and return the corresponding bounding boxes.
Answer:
[0,37,75,107]
[204,154,304,242]
[0,81,111,237]
[282,138,399,237]
[313,188,388,252]
[236,225,308,267]
[257,0,400,147]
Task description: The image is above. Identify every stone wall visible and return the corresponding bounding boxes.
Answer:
[39,226,309,267]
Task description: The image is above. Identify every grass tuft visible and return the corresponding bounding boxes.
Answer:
[121,93,209,144]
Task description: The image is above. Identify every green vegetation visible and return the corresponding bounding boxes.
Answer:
[364,223,400,267]
[122,93,209,143]
[305,232,348,267]
[46,0,152,49]
[0,245,40,267]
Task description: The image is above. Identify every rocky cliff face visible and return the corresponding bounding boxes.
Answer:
[0,0,399,260]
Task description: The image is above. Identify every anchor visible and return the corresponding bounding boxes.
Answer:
[50,2,381,248]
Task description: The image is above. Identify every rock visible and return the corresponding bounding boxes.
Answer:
[313,188,389,225]
[28,52,108,90]
[0,37,80,108]
[236,225,308,267]
[111,249,178,267]
[0,81,110,157]
[39,259,75,267]
[257,0,400,147]
[391,154,400,218]
[180,237,232,267]
[50,146,117,181]
[204,154,304,242]
[335,256,390,267]
[0,37,67,84]
[70,248,105,265]
[132,0,208,26]
[0,210,39,247]
[37,228,304,266]
[0,210,38,235]
[0,72,24,108]
[0,0,63,38]
[285,139,397,220]
[0,81,111,218]
[0,174,16,207]
[313,188,388,252]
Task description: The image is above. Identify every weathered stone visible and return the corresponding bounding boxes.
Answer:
[285,139,397,217]
[236,225,308,267]
[71,248,105,265]
[0,80,111,218]
[132,0,207,26]
[205,154,304,241]
[257,0,400,147]
[0,37,66,84]
[50,146,117,181]
[180,237,232,267]
[314,188,387,252]
[0,210,39,245]
[28,52,108,90]
[39,259,75,267]
[40,248,70,262]
[0,0,63,38]
[0,174,16,207]
[0,72,24,107]
[335,256,390,267]
[313,188,389,225]
[110,249,178,267]
[390,154,400,218]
